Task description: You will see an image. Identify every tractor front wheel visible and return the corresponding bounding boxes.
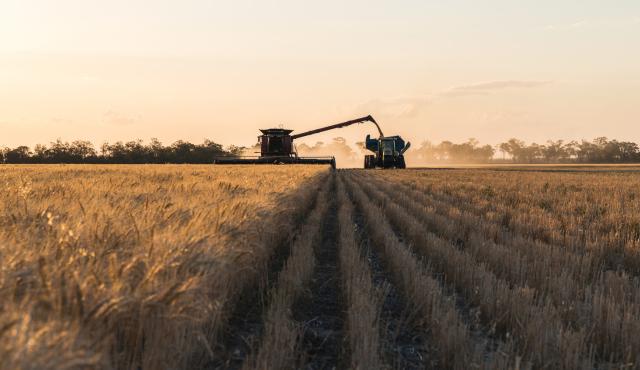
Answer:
[364,155,375,169]
[396,155,406,169]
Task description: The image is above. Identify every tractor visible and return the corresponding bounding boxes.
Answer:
[364,134,411,169]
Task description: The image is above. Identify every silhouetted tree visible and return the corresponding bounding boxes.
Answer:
[0,139,235,164]
[619,141,639,162]
[4,146,31,163]
[409,138,494,163]
[541,140,567,163]
[413,141,438,163]
[496,137,640,164]
[3,136,640,165]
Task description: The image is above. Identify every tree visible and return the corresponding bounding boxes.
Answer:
[123,140,148,163]
[619,141,639,162]
[5,146,31,163]
[541,140,567,163]
[525,143,542,163]
[413,141,438,163]
[33,144,50,162]
[437,141,453,161]
[105,142,128,163]
[499,138,526,162]
[565,141,578,160]
[476,144,495,163]
[148,138,166,163]
[70,140,97,161]
[498,142,510,160]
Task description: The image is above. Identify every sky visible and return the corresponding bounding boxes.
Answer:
[1,0,639,149]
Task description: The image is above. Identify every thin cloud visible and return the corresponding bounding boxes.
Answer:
[444,80,552,97]
[104,110,139,126]
[541,17,640,31]
[542,20,588,31]
[357,80,550,118]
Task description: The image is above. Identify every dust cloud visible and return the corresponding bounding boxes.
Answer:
[296,137,366,169]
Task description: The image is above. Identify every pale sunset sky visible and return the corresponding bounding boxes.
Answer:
[1,0,639,148]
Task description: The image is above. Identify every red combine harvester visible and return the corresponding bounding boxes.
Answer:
[213,115,383,168]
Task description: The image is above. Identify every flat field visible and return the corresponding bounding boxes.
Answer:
[2,165,640,369]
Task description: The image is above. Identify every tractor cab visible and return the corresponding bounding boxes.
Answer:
[258,129,294,157]
[365,135,407,155]
[381,137,398,156]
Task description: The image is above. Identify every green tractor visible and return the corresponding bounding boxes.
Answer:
[364,134,411,169]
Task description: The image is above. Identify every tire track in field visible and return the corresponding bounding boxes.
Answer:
[292,175,345,369]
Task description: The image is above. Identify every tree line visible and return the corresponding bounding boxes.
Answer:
[0,139,242,164]
[410,137,640,164]
[2,136,640,164]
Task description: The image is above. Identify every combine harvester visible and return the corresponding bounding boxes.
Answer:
[214,115,410,169]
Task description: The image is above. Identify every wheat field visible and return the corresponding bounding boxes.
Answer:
[2,165,640,369]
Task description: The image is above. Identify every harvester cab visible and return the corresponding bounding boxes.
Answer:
[364,134,411,169]
[258,129,294,157]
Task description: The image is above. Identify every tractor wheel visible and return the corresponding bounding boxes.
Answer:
[364,155,375,169]
[397,156,406,169]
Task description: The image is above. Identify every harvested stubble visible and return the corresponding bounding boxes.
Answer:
[349,171,592,369]
[356,169,640,369]
[362,171,640,365]
[335,176,384,370]
[393,170,640,275]
[343,173,498,369]
[0,165,328,370]
[374,170,640,364]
